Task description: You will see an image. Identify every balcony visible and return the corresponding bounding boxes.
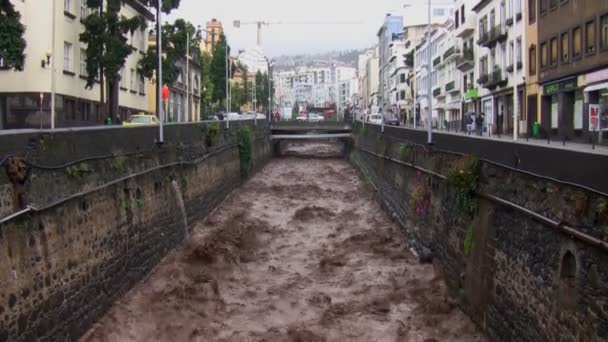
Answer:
[433,86,442,98]
[433,56,442,67]
[516,12,522,21]
[477,74,489,86]
[505,17,513,26]
[443,46,461,63]
[484,69,508,90]
[456,48,475,71]
[506,64,514,73]
[456,13,476,38]
[477,25,508,48]
[445,80,460,94]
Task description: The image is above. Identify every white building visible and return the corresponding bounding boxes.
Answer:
[454,0,480,122]
[338,79,358,116]
[357,50,375,111]
[472,0,525,135]
[377,14,404,114]
[0,0,153,129]
[366,49,380,115]
[237,47,269,74]
[387,40,409,115]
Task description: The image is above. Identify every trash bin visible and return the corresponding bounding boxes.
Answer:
[533,122,540,137]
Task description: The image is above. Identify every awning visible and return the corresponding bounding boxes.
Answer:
[584,82,608,93]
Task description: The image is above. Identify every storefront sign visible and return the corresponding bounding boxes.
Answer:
[543,77,577,96]
[464,88,478,100]
[589,104,600,131]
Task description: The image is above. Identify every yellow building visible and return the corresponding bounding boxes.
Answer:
[201,19,223,54]
[0,0,153,129]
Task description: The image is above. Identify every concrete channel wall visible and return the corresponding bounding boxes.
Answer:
[0,121,271,341]
[350,123,608,341]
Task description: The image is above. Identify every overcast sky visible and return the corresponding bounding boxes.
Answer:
[167,0,432,57]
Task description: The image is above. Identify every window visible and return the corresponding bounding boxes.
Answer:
[516,37,522,64]
[529,0,536,23]
[461,5,465,23]
[400,90,406,100]
[138,74,145,94]
[80,0,87,19]
[434,8,445,17]
[550,37,558,65]
[119,67,125,89]
[602,14,608,50]
[540,41,547,68]
[586,20,596,54]
[540,0,548,15]
[455,10,460,28]
[529,45,536,75]
[561,32,569,63]
[63,42,72,71]
[130,68,136,90]
[571,26,582,58]
[80,48,87,75]
[549,0,557,10]
[64,0,71,12]
[509,40,514,66]
[400,74,406,83]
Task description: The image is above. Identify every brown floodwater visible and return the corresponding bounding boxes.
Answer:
[80,143,485,342]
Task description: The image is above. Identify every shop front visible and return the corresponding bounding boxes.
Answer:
[584,69,608,144]
[540,76,584,141]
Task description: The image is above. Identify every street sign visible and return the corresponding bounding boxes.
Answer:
[162,85,170,101]
[589,104,600,131]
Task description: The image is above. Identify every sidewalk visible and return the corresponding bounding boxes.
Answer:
[394,124,608,156]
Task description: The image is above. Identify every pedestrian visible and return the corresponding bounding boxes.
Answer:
[466,115,474,135]
[114,115,122,125]
[475,114,483,136]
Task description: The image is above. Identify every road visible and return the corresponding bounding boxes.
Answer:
[80,142,484,342]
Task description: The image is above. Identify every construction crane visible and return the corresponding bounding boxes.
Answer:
[233,20,363,47]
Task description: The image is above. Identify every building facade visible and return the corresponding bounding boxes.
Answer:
[202,18,223,54]
[0,0,153,129]
[377,14,404,114]
[473,0,526,136]
[536,0,608,143]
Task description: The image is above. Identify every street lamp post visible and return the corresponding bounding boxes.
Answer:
[157,0,164,143]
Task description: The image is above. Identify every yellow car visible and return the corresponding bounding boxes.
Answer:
[122,114,160,126]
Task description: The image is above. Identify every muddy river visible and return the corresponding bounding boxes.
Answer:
[81,144,485,342]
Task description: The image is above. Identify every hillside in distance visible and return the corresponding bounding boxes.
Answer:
[272,48,368,70]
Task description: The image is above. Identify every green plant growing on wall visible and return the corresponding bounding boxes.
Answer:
[463,224,474,257]
[447,155,480,218]
[361,125,369,137]
[398,143,412,161]
[205,122,220,147]
[409,176,431,224]
[65,163,90,178]
[110,156,128,172]
[238,125,253,178]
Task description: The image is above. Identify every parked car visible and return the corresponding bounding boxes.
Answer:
[385,115,400,126]
[308,113,325,123]
[369,114,383,125]
[122,114,160,126]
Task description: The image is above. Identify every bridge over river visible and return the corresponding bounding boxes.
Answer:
[0,120,606,341]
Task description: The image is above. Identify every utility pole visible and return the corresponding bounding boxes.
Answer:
[51,0,56,129]
[157,0,163,143]
[426,0,433,144]
[185,27,189,123]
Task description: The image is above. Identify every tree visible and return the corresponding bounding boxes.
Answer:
[210,33,229,105]
[199,51,213,117]
[80,0,180,120]
[255,71,263,112]
[0,0,26,71]
[138,19,202,86]
[230,82,247,112]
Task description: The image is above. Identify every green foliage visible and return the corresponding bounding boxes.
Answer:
[205,122,220,147]
[211,34,230,103]
[255,71,272,112]
[138,19,202,86]
[137,0,181,14]
[0,1,26,71]
[398,143,412,161]
[110,156,128,171]
[237,125,253,178]
[66,163,91,178]
[464,224,474,257]
[447,155,480,218]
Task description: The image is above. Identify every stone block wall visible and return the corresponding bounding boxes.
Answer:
[0,121,271,341]
[351,123,608,341]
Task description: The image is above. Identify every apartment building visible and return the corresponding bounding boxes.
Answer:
[473,0,526,136]
[454,0,480,127]
[535,0,608,142]
[387,41,410,116]
[358,50,375,112]
[367,49,381,114]
[377,14,404,114]
[0,0,153,129]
